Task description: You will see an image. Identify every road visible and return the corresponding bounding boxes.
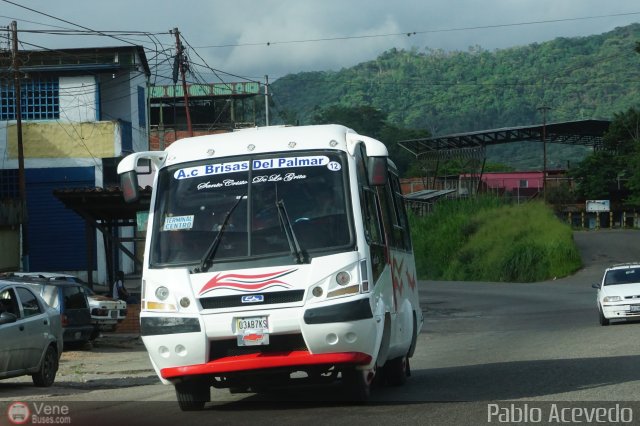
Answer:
[2,229,640,425]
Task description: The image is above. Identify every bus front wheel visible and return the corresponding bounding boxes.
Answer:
[384,355,409,386]
[175,380,210,411]
[343,367,375,402]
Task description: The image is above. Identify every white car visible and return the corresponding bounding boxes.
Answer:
[9,272,127,332]
[593,263,640,326]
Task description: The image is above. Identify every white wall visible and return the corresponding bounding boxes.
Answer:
[59,76,98,122]
[99,70,148,154]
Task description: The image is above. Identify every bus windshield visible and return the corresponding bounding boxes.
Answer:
[150,150,354,268]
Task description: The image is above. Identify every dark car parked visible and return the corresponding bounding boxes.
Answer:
[3,276,94,345]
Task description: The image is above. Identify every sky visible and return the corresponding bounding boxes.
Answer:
[2,0,640,84]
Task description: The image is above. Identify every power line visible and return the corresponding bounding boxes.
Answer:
[194,11,640,48]
[179,32,261,90]
[0,0,139,47]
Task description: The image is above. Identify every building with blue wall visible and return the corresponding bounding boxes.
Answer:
[0,46,150,285]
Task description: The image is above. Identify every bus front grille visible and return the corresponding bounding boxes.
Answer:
[200,290,305,310]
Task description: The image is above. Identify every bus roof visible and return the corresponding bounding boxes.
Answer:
[162,124,387,166]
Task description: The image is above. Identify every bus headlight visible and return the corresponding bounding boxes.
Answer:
[335,271,351,286]
[155,286,170,300]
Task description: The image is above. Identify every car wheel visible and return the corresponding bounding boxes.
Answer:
[32,345,59,387]
[175,380,210,411]
[599,306,610,326]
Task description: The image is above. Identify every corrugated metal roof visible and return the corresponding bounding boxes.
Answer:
[404,189,456,201]
[53,186,151,222]
[398,119,610,159]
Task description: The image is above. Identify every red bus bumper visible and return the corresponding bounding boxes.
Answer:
[160,350,372,379]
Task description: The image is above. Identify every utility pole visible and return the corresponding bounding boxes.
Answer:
[172,27,193,137]
[264,75,270,126]
[11,21,28,271]
[538,105,551,201]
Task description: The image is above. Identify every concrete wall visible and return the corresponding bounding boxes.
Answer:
[6,121,119,160]
[59,76,98,122]
[99,70,148,154]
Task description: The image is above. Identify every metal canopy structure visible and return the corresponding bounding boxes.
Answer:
[53,186,151,287]
[398,119,611,160]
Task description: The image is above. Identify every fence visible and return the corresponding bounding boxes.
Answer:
[560,210,640,229]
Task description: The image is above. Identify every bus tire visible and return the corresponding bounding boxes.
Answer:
[384,355,409,386]
[343,367,374,402]
[175,380,210,411]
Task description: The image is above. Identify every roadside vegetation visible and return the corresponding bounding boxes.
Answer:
[271,24,640,171]
[410,197,582,282]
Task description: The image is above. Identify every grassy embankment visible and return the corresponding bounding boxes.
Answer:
[410,197,582,282]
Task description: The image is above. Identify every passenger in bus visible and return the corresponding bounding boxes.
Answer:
[315,186,342,216]
[254,185,279,230]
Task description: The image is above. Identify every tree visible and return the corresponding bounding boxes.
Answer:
[312,105,386,138]
[311,105,429,176]
[571,107,640,203]
[570,151,623,200]
[602,107,640,155]
[606,108,640,206]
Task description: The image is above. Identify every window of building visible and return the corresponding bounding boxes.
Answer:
[0,78,59,120]
[0,169,19,199]
[519,179,529,188]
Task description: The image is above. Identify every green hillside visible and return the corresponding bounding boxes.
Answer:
[269,23,640,171]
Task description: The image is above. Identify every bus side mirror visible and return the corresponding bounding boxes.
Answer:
[120,170,140,203]
[367,157,387,186]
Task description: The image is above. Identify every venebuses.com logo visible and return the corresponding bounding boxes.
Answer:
[6,401,72,424]
[6,402,30,425]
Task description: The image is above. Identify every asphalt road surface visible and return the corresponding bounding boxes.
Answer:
[2,229,640,425]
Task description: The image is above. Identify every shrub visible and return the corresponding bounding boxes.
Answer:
[410,197,582,282]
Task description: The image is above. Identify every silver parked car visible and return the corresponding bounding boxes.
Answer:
[0,280,63,386]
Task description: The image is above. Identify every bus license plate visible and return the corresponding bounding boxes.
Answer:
[236,316,269,346]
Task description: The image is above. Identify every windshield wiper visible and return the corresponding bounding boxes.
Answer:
[276,199,308,264]
[194,194,246,273]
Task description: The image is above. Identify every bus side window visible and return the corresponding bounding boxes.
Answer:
[355,144,386,283]
[356,144,383,245]
[363,188,383,245]
[389,173,412,251]
[377,180,401,250]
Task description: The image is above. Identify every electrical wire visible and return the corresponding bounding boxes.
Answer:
[194,11,640,48]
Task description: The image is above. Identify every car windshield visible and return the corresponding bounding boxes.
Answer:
[604,268,640,285]
[150,150,354,268]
